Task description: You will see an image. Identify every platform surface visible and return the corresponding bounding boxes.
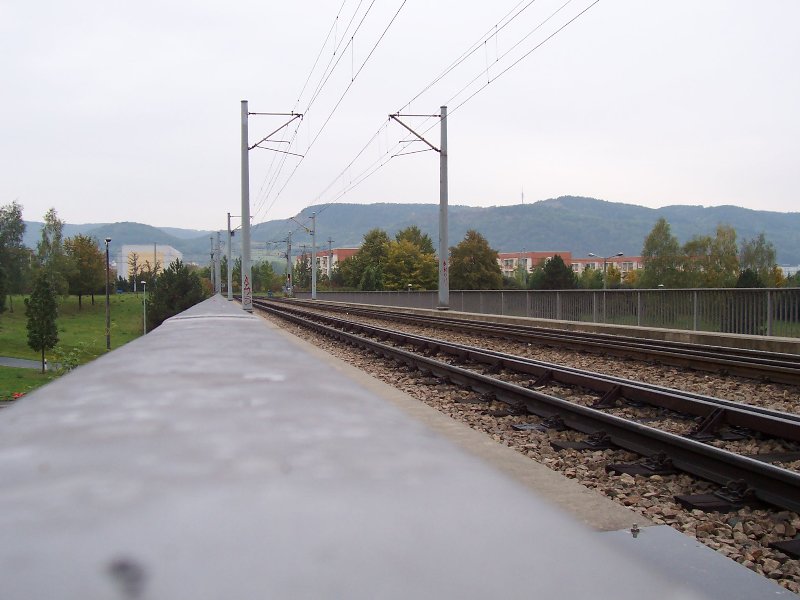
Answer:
[0,296,790,599]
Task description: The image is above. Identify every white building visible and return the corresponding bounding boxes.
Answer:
[117,244,182,281]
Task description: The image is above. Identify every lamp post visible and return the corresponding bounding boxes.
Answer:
[104,238,111,350]
[588,252,624,289]
[141,281,147,334]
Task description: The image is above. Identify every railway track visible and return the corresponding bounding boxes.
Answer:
[286,299,800,385]
[254,298,800,515]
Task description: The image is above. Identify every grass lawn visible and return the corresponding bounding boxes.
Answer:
[0,293,145,363]
[0,367,58,402]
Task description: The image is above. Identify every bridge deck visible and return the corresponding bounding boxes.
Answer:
[0,296,790,598]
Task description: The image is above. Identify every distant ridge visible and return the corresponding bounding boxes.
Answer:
[22,196,800,264]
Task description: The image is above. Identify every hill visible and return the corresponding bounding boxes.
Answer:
[22,197,800,265]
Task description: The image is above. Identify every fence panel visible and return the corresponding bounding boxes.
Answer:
[294,288,800,338]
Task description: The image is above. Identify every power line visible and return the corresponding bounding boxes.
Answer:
[253,0,408,223]
[307,0,600,213]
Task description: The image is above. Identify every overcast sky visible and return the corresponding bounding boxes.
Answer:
[2,0,798,231]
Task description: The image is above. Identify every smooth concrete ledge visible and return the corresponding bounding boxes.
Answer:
[270,316,646,533]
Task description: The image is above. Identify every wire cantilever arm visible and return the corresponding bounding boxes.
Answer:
[249,114,303,150]
[389,114,440,153]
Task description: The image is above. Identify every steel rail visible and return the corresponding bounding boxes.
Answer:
[255,299,800,513]
[263,300,800,441]
[287,299,800,385]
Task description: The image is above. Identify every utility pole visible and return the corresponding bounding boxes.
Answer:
[311,212,317,300]
[389,106,449,309]
[210,236,215,292]
[327,237,334,281]
[215,231,222,295]
[227,213,233,300]
[439,106,448,310]
[240,100,253,311]
[285,231,292,296]
[241,102,303,308]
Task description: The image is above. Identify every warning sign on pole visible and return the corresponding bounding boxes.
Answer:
[243,274,253,312]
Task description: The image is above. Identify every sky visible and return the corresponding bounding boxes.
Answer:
[2,0,799,231]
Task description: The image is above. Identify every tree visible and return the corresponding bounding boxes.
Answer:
[740,233,778,286]
[128,252,141,294]
[294,252,312,289]
[0,264,7,314]
[532,255,577,290]
[640,218,683,288]
[395,226,435,255]
[383,239,437,290]
[579,266,603,289]
[253,260,277,293]
[336,229,391,290]
[146,259,207,329]
[36,208,72,295]
[682,224,738,288]
[449,230,502,290]
[64,234,105,309]
[736,268,764,288]
[25,272,59,373]
[0,201,27,311]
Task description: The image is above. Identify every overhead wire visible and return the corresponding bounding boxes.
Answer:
[307,0,601,215]
[252,0,380,222]
[254,0,408,224]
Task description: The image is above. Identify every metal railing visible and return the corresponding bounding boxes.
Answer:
[294,288,800,338]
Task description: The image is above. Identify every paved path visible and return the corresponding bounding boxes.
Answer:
[0,357,42,370]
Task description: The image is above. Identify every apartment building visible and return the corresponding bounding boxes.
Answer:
[496,251,573,278]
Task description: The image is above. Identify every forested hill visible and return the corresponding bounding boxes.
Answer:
[22,197,800,264]
[261,198,800,264]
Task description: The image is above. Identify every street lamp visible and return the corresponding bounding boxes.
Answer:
[104,238,111,350]
[588,252,624,289]
[141,281,147,334]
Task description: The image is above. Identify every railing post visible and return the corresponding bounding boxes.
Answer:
[592,292,598,323]
[637,291,642,327]
[556,292,562,321]
[693,290,698,331]
[767,290,773,336]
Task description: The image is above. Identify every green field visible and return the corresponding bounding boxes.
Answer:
[0,367,57,402]
[0,293,145,399]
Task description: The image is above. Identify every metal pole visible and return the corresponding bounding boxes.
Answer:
[311,212,317,300]
[227,213,233,300]
[286,231,292,296]
[438,105,449,310]
[215,231,222,295]
[327,237,334,280]
[210,236,215,291]
[142,282,147,335]
[240,100,253,311]
[105,238,111,350]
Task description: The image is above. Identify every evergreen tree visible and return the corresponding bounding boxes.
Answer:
[735,268,764,288]
[534,255,577,290]
[449,230,502,290]
[146,260,207,330]
[25,272,59,373]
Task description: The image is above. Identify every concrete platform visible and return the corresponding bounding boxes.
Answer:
[0,295,791,599]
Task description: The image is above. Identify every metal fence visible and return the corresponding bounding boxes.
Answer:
[295,288,800,338]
